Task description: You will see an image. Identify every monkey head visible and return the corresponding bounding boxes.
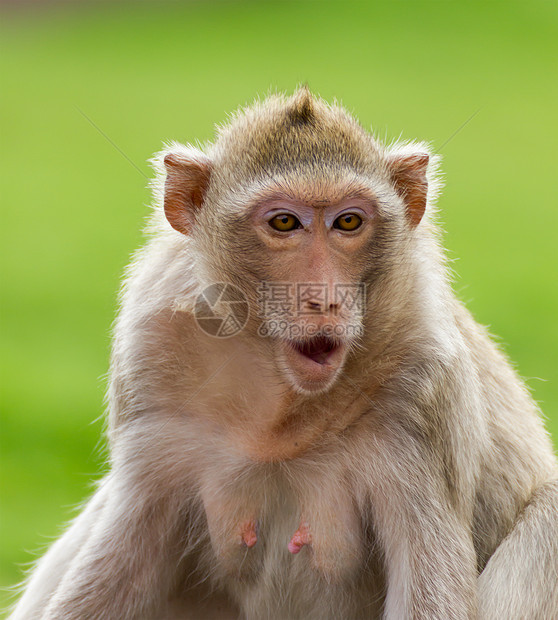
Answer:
[161,88,434,394]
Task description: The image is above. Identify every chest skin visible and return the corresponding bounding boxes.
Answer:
[195,457,386,620]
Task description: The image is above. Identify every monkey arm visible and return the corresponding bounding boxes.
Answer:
[34,469,194,620]
[478,478,558,619]
[377,493,477,619]
[353,429,479,620]
[9,479,109,620]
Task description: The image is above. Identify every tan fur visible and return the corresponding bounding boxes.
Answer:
[10,89,558,619]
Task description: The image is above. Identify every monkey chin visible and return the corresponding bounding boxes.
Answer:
[280,335,347,394]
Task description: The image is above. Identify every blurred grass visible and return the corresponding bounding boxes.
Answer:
[1,0,557,611]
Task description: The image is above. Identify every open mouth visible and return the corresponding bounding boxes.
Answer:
[278,330,348,393]
[291,335,339,365]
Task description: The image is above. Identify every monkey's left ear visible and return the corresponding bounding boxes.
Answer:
[386,153,429,227]
[163,151,212,235]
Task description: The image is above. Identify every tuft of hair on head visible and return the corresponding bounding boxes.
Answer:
[286,85,316,127]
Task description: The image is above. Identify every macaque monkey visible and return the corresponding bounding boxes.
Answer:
[11,88,558,620]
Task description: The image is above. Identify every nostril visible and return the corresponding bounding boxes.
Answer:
[307,301,321,311]
[304,301,338,313]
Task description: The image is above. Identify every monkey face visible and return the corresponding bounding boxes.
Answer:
[214,180,378,394]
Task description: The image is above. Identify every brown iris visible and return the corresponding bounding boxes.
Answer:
[269,213,301,232]
[333,213,362,231]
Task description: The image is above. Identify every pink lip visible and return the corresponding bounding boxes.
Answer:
[281,335,347,392]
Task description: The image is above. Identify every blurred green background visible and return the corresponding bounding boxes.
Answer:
[1,0,557,611]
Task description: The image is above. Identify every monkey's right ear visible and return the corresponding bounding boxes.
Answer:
[163,152,212,235]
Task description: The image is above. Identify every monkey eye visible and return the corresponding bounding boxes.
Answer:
[268,213,302,232]
[333,213,363,232]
